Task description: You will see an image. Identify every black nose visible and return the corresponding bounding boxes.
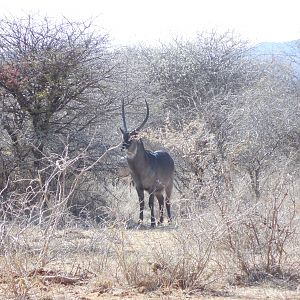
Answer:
[122,142,130,150]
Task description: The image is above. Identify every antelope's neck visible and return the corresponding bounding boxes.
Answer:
[126,140,148,166]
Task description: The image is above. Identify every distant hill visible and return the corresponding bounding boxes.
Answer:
[254,40,299,56]
[251,39,300,74]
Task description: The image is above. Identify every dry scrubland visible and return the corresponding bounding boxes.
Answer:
[0,15,299,300]
[0,180,300,300]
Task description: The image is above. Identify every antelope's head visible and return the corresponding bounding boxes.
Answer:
[120,100,149,157]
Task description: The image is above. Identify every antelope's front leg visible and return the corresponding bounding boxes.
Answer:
[149,194,155,228]
[137,188,144,224]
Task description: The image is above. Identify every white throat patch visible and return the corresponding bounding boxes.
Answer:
[126,146,137,159]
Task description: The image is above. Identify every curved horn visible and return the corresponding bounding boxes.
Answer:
[121,99,128,132]
[134,100,149,132]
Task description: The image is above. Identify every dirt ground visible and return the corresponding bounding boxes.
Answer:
[1,283,298,300]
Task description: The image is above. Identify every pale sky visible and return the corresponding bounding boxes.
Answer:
[1,0,299,45]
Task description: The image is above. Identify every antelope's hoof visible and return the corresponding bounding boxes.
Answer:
[157,220,164,227]
[137,219,143,228]
[150,222,156,228]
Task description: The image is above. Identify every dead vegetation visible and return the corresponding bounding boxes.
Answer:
[0,220,300,299]
[0,15,299,300]
[0,157,300,299]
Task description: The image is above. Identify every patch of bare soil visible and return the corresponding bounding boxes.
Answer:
[11,284,299,300]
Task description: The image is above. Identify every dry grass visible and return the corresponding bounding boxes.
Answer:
[0,146,299,299]
[0,219,300,300]
[1,185,300,299]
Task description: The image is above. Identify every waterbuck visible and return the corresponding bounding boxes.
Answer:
[120,100,174,227]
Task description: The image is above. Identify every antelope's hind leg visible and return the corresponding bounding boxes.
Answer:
[156,192,164,225]
[149,193,156,228]
[165,183,173,223]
